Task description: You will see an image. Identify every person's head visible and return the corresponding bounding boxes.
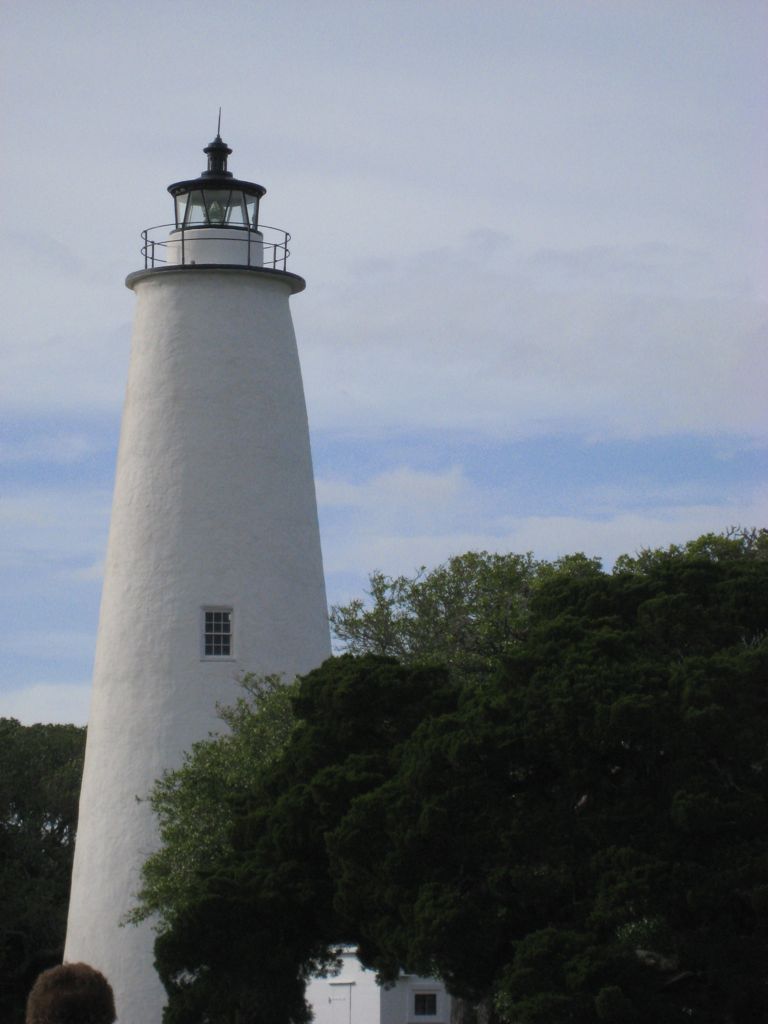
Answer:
[26,962,116,1024]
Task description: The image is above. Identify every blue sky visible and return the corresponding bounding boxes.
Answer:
[1,1,766,723]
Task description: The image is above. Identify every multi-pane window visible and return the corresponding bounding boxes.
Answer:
[414,993,437,1016]
[203,609,232,657]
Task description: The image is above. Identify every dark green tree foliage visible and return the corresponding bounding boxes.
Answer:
[146,659,457,1024]
[329,550,602,682]
[330,551,768,1021]
[130,675,296,932]
[142,531,768,1024]
[131,675,303,1024]
[0,718,86,1023]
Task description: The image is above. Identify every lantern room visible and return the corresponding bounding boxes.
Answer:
[139,133,293,271]
[167,134,266,231]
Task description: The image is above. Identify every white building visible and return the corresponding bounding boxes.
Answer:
[65,133,330,1024]
[307,950,453,1024]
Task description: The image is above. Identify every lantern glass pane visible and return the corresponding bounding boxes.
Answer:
[245,196,258,228]
[226,193,247,227]
[185,191,207,226]
[204,190,230,226]
[174,194,188,229]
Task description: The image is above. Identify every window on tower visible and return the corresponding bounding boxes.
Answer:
[203,608,233,657]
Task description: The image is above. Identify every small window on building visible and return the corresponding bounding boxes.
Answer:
[203,608,232,657]
[414,993,437,1016]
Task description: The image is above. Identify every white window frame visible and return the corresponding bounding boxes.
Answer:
[201,606,234,660]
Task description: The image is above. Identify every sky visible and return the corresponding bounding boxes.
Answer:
[1,1,766,725]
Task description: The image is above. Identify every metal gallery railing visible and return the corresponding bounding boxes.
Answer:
[140,223,291,271]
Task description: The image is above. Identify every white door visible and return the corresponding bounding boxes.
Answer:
[328,981,353,1024]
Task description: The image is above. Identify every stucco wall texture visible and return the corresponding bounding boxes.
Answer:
[65,265,330,1024]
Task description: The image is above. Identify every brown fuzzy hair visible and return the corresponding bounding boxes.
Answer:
[26,962,116,1024]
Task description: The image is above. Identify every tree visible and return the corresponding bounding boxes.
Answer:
[329,550,602,682]
[330,553,768,1021]
[137,533,768,1023]
[612,525,768,573]
[136,659,457,1024]
[0,718,86,1024]
[331,533,767,681]
[130,674,295,932]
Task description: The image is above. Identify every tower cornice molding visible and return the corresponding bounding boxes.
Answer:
[125,264,306,294]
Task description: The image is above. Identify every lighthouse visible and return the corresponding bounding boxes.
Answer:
[64,133,331,1023]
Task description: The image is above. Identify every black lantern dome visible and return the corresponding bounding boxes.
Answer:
[167,135,266,230]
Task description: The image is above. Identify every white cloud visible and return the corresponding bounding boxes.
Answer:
[2,629,96,662]
[501,506,768,568]
[300,235,768,444]
[69,560,106,582]
[0,433,107,465]
[0,683,91,726]
[0,322,131,416]
[318,466,473,522]
[1,0,765,721]
[0,487,111,574]
[320,466,768,585]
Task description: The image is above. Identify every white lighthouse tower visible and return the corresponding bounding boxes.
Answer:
[64,132,330,1023]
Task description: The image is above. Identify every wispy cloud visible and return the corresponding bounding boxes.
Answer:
[0,324,131,415]
[2,0,765,722]
[2,629,96,662]
[320,464,768,591]
[0,683,91,726]
[0,433,106,465]
[69,560,105,582]
[300,233,768,443]
[0,487,111,573]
